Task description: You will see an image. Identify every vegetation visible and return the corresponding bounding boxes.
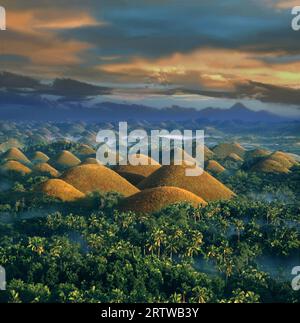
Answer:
[0,186,299,303]
[0,131,299,303]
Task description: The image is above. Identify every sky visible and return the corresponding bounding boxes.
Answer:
[1,0,300,115]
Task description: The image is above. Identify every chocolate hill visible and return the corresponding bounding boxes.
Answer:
[119,186,207,214]
[33,163,60,177]
[49,150,81,170]
[113,154,161,185]
[206,160,225,175]
[2,147,31,165]
[61,164,140,197]
[39,179,85,202]
[212,143,245,159]
[138,164,235,201]
[31,151,50,164]
[0,160,32,175]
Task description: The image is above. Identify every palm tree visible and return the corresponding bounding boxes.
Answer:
[28,237,46,256]
[170,292,183,303]
[148,229,166,258]
[186,231,203,258]
[233,219,244,244]
[165,236,179,260]
[191,286,211,303]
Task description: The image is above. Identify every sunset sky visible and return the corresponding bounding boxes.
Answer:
[1,0,300,114]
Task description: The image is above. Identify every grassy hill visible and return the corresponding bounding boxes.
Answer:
[119,186,207,214]
[138,165,235,201]
[61,164,140,197]
[39,179,85,202]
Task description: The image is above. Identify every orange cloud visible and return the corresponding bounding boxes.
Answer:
[265,0,300,9]
[98,48,300,89]
[1,9,100,71]
[7,9,103,33]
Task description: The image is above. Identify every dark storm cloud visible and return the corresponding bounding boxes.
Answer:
[0,72,111,98]
[175,80,300,106]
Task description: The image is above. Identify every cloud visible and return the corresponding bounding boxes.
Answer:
[0,0,299,113]
[0,71,111,99]
[0,7,104,75]
[97,48,300,90]
[269,0,300,9]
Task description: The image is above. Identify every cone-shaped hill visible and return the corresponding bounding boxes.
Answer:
[195,145,215,161]
[225,153,244,162]
[206,160,225,175]
[113,154,161,185]
[61,164,140,197]
[33,163,60,177]
[138,165,235,201]
[250,159,289,174]
[76,144,96,157]
[49,150,81,170]
[119,186,207,214]
[2,147,31,165]
[0,139,23,153]
[31,151,50,164]
[169,148,198,166]
[245,149,271,160]
[80,158,99,165]
[39,179,85,202]
[250,151,298,174]
[268,151,297,169]
[0,160,32,175]
[212,143,245,159]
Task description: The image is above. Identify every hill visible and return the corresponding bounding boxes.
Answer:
[200,145,215,161]
[76,144,96,157]
[0,160,32,175]
[119,186,207,214]
[81,158,99,165]
[1,147,31,165]
[49,150,81,170]
[138,165,235,201]
[113,154,161,185]
[31,151,50,163]
[0,139,23,153]
[33,163,60,177]
[206,160,225,175]
[226,153,244,162]
[61,164,140,197]
[212,143,245,159]
[268,151,297,169]
[250,159,290,174]
[39,179,85,202]
[245,149,271,160]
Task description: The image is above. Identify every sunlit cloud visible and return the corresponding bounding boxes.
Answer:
[271,0,300,9]
[98,48,300,90]
[0,8,100,72]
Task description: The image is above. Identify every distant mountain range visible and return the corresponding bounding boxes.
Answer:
[0,99,291,123]
[0,71,297,123]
